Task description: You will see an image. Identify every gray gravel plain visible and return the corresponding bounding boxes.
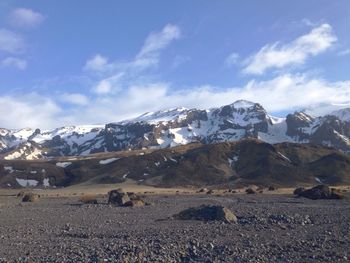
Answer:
[0,193,349,262]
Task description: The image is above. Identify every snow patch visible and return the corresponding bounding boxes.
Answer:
[43,178,50,187]
[169,157,177,163]
[228,155,239,166]
[315,177,323,184]
[56,162,72,168]
[232,100,255,109]
[16,178,38,187]
[277,152,292,163]
[99,158,119,165]
[4,166,14,173]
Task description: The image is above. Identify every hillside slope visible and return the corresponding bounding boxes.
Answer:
[1,139,349,188]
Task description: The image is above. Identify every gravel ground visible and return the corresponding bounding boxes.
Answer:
[0,193,349,262]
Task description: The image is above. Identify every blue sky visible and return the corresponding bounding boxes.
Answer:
[0,0,350,129]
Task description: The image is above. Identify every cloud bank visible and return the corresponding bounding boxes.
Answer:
[1,73,350,129]
[1,22,349,129]
[242,24,337,75]
[9,8,45,29]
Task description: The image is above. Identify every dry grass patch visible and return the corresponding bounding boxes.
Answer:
[79,194,98,204]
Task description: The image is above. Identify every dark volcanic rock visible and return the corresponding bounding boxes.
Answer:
[293,187,306,196]
[198,188,208,193]
[108,190,146,207]
[297,185,346,200]
[246,188,256,194]
[124,199,146,207]
[174,205,237,223]
[107,189,130,206]
[22,193,40,202]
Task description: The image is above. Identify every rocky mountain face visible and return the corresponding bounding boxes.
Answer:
[1,100,350,160]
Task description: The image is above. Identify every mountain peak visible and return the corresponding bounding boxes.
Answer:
[329,108,350,122]
[128,106,190,123]
[231,100,257,109]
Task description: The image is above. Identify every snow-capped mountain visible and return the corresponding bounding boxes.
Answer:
[329,108,350,122]
[1,100,350,160]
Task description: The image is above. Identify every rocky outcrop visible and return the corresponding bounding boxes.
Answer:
[108,189,130,206]
[107,189,146,207]
[295,185,346,200]
[22,193,40,202]
[174,205,237,223]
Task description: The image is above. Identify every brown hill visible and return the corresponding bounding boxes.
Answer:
[0,139,349,188]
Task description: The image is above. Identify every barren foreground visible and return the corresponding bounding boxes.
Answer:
[0,192,349,262]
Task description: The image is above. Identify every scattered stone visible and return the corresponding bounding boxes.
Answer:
[206,190,214,195]
[245,188,256,194]
[174,205,237,223]
[268,186,276,191]
[198,188,208,193]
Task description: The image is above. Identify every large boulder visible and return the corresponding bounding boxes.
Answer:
[124,199,146,207]
[22,193,40,202]
[297,185,345,200]
[108,189,146,207]
[174,205,237,223]
[108,189,130,206]
[293,187,305,196]
[245,188,256,194]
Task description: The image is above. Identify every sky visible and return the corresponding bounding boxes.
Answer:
[0,0,350,129]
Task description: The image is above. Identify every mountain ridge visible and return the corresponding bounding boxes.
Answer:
[1,100,350,160]
[1,139,350,189]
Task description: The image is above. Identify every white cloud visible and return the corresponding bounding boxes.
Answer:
[225,52,239,67]
[0,94,61,129]
[242,23,337,75]
[84,54,109,71]
[92,73,124,94]
[84,24,181,72]
[0,57,27,70]
[171,55,190,69]
[0,28,24,53]
[94,80,112,94]
[138,24,181,56]
[2,73,350,128]
[134,24,181,68]
[60,93,89,106]
[9,8,45,29]
[338,49,350,56]
[79,74,350,124]
[85,24,181,94]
